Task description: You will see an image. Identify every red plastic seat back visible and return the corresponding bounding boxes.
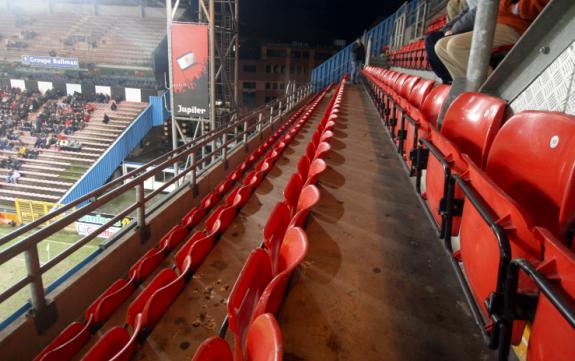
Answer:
[191,337,233,361]
[263,202,291,272]
[400,76,420,99]
[441,92,507,168]
[277,227,309,274]
[296,185,320,214]
[246,314,283,361]
[485,111,575,245]
[228,249,273,359]
[420,84,450,128]
[408,79,435,109]
[527,228,575,361]
[283,174,303,213]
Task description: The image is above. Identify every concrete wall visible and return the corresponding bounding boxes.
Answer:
[0,114,291,360]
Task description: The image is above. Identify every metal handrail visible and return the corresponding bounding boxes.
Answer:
[0,83,312,320]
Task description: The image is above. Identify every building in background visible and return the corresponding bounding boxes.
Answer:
[238,41,341,110]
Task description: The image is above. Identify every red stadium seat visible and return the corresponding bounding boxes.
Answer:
[129,246,165,282]
[191,337,233,361]
[126,257,191,330]
[423,93,506,235]
[85,277,135,326]
[484,111,575,246]
[174,230,213,273]
[192,314,282,361]
[34,318,92,361]
[283,174,303,214]
[290,185,320,228]
[245,314,283,361]
[226,185,252,210]
[160,224,188,251]
[297,155,310,181]
[228,249,274,361]
[313,142,331,160]
[181,206,207,229]
[255,227,308,316]
[81,313,143,361]
[304,158,327,186]
[263,202,292,273]
[201,191,221,210]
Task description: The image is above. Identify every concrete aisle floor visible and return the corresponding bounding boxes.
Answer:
[277,85,494,361]
[133,93,333,360]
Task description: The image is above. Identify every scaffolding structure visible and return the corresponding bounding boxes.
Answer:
[166,0,239,149]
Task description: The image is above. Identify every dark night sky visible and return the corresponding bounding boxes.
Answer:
[239,0,404,45]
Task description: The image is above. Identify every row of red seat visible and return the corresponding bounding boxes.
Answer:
[424,16,447,35]
[192,78,347,361]
[362,66,575,361]
[387,39,430,71]
[33,88,331,361]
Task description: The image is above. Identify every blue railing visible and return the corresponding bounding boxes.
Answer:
[311,0,445,90]
[59,92,169,204]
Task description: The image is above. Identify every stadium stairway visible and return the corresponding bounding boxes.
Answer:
[0,101,147,210]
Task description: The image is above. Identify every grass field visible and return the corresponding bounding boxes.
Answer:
[0,225,100,322]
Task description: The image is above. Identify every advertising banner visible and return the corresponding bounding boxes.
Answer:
[171,23,209,118]
[21,55,80,69]
[76,213,132,239]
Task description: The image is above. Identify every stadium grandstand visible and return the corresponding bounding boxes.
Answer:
[0,0,574,361]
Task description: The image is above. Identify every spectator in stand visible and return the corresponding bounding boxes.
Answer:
[447,0,468,21]
[103,113,110,124]
[435,0,550,80]
[111,101,117,111]
[426,0,478,84]
[350,38,366,84]
[6,169,20,183]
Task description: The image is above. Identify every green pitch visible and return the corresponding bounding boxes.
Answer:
[0,225,99,322]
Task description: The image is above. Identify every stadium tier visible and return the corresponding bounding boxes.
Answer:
[0,98,147,208]
[1,0,574,361]
[0,14,165,68]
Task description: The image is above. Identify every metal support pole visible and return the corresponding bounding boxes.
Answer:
[270,106,274,124]
[465,0,501,91]
[25,245,57,332]
[243,119,248,145]
[258,113,263,137]
[222,132,228,168]
[136,183,149,242]
[190,152,198,195]
[25,247,46,311]
[166,0,179,176]
[209,0,216,132]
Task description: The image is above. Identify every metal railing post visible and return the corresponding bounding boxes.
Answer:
[222,132,228,168]
[465,0,501,91]
[26,247,46,311]
[190,152,198,195]
[243,118,248,145]
[258,113,263,138]
[278,101,283,116]
[269,106,274,124]
[136,183,149,242]
[26,245,57,332]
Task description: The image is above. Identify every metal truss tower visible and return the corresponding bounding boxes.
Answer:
[166,0,239,149]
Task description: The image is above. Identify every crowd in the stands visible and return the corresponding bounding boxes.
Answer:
[0,87,99,181]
